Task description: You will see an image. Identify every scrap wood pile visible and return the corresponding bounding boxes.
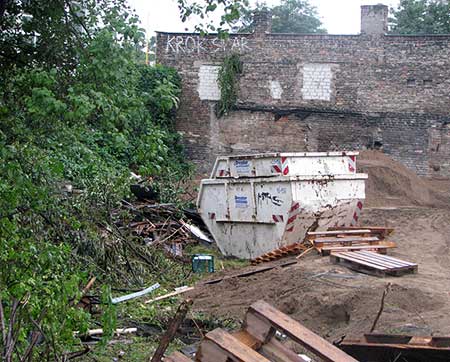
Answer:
[165,300,358,362]
[163,300,450,362]
[251,226,418,277]
[122,201,211,259]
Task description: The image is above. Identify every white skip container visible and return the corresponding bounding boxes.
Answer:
[211,151,359,178]
[197,152,368,260]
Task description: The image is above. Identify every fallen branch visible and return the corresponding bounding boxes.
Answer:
[149,299,193,362]
[81,277,96,296]
[370,283,391,333]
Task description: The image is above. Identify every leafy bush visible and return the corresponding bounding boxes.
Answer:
[0,0,191,359]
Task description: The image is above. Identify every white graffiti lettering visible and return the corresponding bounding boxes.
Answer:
[165,35,252,54]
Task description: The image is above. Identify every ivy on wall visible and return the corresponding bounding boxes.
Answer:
[217,53,243,117]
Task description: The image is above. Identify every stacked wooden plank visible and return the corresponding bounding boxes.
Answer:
[307,227,396,256]
[307,226,418,277]
[165,300,358,362]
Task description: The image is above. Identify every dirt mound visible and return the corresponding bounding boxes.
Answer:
[358,150,449,208]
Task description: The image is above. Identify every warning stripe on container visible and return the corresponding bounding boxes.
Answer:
[351,201,363,226]
[285,202,300,232]
[282,157,289,175]
[271,164,282,173]
[272,214,284,223]
[348,155,356,172]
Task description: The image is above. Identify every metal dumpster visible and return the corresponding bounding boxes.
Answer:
[197,152,368,259]
[211,151,359,178]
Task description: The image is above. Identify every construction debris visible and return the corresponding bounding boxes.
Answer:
[123,202,211,258]
[75,327,137,337]
[144,286,194,305]
[202,261,297,285]
[165,300,357,362]
[111,283,160,304]
[251,242,311,265]
[339,333,450,362]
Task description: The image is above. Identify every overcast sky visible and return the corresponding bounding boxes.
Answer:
[128,0,400,38]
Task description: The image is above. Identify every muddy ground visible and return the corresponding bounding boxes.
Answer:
[186,152,450,344]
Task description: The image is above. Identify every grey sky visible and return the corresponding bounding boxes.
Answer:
[128,0,399,38]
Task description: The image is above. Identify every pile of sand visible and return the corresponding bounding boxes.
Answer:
[358,150,449,208]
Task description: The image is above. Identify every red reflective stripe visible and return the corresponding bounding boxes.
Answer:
[272,165,282,173]
[272,215,284,222]
[290,203,300,212]
[283,165,289,175]
[286,226,294,232]
[287,215,297,224]
[357,201,363,209]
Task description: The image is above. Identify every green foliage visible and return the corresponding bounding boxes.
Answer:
[176,0,250,37]
[217,54,243,117]
[235,0,326,34]
[0,0,191,359]
[389,0,450,34]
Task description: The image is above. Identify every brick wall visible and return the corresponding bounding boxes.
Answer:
[156,5,450,177]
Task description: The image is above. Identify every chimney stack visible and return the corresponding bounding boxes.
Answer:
[361,4,388,35]
[252,10,272,35]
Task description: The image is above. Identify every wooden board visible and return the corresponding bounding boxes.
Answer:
[259,338,310,362]
[202,261,297,285]
[246,300,358,362]
[330,251,418,277]
[340,333,450,362]
[231,330,261,350]
[313,236,380,244]
[197,328,271,362]
[307,229,372,238]
[318,241,397,256]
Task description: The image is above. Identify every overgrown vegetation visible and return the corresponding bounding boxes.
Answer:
[0,0,193,360]
[235,0,326,34]
[216,53,243,117]
[389,0,450,34]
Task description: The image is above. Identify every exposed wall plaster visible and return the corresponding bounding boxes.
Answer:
[301,64,332,101]
[198,65,221,101]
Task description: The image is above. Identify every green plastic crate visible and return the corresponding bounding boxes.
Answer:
[191,254,214,273]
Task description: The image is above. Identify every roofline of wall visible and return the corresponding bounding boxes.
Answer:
[156,30,450,40]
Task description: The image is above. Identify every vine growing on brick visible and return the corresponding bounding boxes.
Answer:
[217,53,243,117]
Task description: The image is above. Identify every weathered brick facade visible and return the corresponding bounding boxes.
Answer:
[156,4,450,176]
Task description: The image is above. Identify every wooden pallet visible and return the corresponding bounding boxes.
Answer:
[166,300,358,362]
[317,241,397,256]
[312,236,380,248]
[330,250,418,277]
[250,243,309,265]
[328,226,394,239]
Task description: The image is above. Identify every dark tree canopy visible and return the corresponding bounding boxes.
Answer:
[236,0,326,34]
[389,0,450,34]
